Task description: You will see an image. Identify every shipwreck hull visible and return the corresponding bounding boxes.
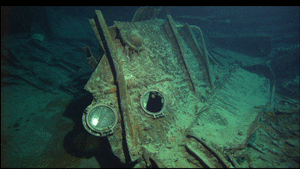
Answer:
[82,10,271,168]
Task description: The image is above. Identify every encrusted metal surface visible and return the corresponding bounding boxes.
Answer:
[83,10,271,167]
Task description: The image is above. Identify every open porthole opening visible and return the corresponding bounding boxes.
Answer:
[140,90,166,119]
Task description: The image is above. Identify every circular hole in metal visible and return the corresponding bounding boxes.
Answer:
[141,90,165,117]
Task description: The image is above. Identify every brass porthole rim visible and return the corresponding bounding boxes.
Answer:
[82,103,118,136]
[140,89,166,116]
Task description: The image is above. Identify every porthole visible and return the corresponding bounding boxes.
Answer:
[82,104,117,137]
[140,90,166,118]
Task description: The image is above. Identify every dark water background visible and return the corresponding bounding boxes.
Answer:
[3,6,299,39]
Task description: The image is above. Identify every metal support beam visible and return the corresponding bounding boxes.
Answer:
[92,10,138,163]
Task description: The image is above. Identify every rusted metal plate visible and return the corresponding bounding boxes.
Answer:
[83,10,271,168]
